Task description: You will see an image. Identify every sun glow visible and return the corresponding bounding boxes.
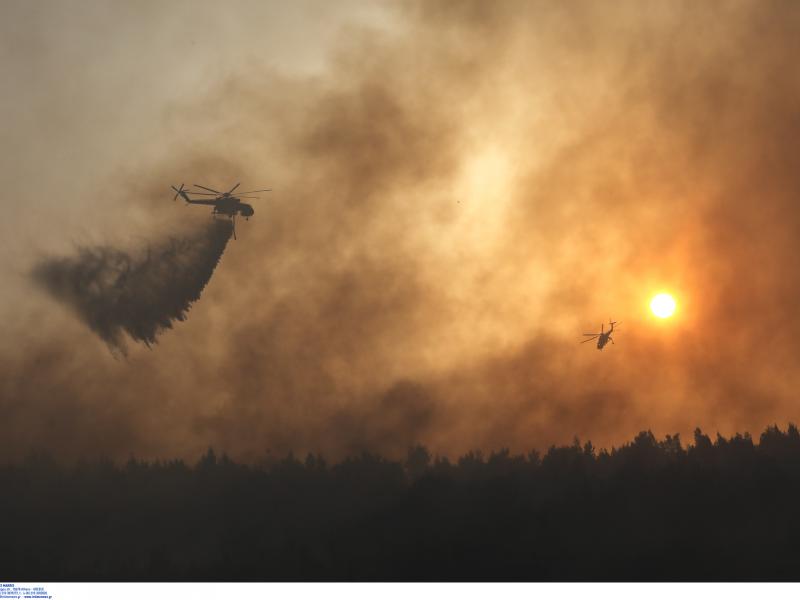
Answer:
[650,293,677,319]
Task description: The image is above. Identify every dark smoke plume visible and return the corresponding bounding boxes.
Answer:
[32,220,233,352]
[11,1,800,462]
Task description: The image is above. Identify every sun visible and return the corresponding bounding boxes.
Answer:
[650,293,677,319]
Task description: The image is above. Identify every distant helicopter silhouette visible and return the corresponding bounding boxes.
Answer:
[171,183,270,240]
[581,320,619,350]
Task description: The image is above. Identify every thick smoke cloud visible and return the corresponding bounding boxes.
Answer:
[5,0,800,462]
[32,220,233,353]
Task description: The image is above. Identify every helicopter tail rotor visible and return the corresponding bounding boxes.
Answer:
[171,183,188,202]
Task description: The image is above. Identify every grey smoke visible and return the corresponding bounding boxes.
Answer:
[32,220,233,353]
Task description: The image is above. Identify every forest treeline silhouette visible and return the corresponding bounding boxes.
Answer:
[5,424,800,581]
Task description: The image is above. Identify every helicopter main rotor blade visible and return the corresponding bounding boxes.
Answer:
[581,336,599,343]
[184,191,219,195]
[228,182,241,194]
[194,184,221,193]
[237,189,271,194]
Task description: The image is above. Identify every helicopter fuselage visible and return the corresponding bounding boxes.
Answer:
[596,324,615,349]
[181,194,255,219]
[211,199,254,218]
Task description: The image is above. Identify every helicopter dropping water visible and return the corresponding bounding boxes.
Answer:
[171,182,271,240]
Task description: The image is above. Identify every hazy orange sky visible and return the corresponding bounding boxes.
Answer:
[3,0,800,462]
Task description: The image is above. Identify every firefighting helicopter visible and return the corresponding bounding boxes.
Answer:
[581,320,619,350]
[170,183,271,239]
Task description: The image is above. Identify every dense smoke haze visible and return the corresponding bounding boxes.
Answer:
[4,0,800,462]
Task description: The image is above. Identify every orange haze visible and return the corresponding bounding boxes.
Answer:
[3,0,800,461]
